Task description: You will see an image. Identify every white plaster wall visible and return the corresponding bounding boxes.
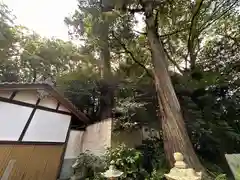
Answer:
[14,91,38,104]
[23,110,71,142]
[38,97,58,109]
[64,130,84,158]
[0,91,13,99]
[0,102,33,140]
[82,119,112,156]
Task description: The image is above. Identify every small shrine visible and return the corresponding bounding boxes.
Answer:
[164,152,202,180]
[101,161,123,179]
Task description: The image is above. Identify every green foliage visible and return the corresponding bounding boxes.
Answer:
[63,0,240,171]
[236,170,240,180]
[73,151,106,179]
[145,169,167,180]
[73,142,169,180]
[0,2,89,83]
[0,3,19,82]
[106,144,148,179]
[75,151,105,171]
[114,96,147,131]
[1,0,240,177]
[136,138,166,173]
[214,174,227,180]
[19,34,84,82]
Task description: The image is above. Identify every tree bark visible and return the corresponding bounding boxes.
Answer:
[142,1,205,172]
[99,0,114,122]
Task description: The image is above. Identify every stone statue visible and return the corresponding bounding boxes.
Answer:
[164,152,202,180]
[101,161,123,179]
[70,158,85,180]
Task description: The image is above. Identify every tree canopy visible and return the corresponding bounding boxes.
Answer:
[0,0,240,178]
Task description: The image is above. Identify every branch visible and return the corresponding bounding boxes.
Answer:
[159,28,188,38]
[201,0,232,27]
[187,0,204,70]
[154,9,160,31]
[111,32,153,79]
[162,44,184,74]
[220,34,240,46]
[199,0,238,32]
[99,1,144,14]
[162,37,183,72]
[127,7,144,13]
[113,51,128,55]
[143,0,170,6]
[121,5,144,14]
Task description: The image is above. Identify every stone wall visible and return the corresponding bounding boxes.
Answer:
[82,119,112,156]
[111,129,143,148]
[65,130,84,158]
[59,120,112,179]
[111,125,160,149]
[60,130,84,179]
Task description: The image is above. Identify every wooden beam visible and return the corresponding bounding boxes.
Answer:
[18,98,41,141]
[36,106,72,116]
[56,102,60,111]
[0,141,65,145]
[9,91,17,100]
[0,97,72,116]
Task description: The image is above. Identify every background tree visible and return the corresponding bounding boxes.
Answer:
[1,0,240,178]
[0,3,20,82]
[64,0,240,176]
[104,0,240,173]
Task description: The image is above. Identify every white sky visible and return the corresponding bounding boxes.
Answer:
[2,0,78,40]
[2,0,145,43]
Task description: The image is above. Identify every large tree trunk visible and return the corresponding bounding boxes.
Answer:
[143,2,205,172]
[99,1,114,122]
[99,28,113,121]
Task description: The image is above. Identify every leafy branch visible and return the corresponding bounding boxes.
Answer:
[187,0,204,70]
[199,0,239,32]
[111,31,153,79]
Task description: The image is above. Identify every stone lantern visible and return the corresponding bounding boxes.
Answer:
[101,161,123,180]
[164,152,202,180]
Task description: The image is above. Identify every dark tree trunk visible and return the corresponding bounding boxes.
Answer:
[142,1,205,172]
[99,0,114,122]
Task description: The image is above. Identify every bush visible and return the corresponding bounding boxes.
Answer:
[136,137,167,173]
[145,169,167,180]
[73,143,168,180]
[214,174,227,180]
[105,144,148,179]
[73,151,106,179]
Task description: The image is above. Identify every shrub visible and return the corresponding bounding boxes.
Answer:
[106,144,148,179]
[214,174,227,180]
[73,150,106,179]
[73,143,168,180]
[145,169,168,180]
[136,137,167,173]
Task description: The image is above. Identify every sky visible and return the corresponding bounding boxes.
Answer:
[2,0,78,40]
[2,0,145,43]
